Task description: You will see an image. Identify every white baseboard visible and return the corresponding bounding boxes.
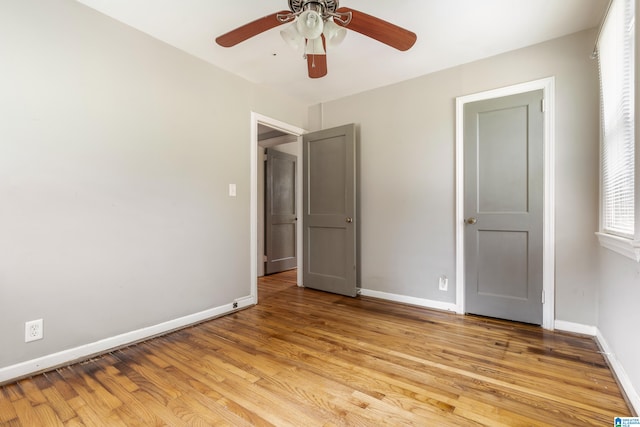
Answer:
[234,295,255,310]
[554,320,597,336]
[556,320,640,414]
[0,295,255,384]
[359,288,458,312]
[523,320,639,414]
[595,328,640,415]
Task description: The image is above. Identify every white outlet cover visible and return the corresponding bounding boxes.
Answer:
[25,319,44,342]
[439,276,448,291]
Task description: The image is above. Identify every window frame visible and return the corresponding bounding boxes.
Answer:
[596,0,640,261]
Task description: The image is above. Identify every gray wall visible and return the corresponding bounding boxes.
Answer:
[0,0,306,368]
[315,29,601,324]
[597,249,640,404]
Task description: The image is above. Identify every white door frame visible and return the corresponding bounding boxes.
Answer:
[250,112,306,303]
[454,77,556,330]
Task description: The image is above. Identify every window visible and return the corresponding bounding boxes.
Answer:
[596,0,640,260]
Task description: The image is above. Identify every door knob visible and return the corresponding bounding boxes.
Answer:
[465,217,477,225]
[346,217,353,223]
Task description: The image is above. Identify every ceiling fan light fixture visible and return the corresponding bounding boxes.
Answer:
[216,2,417,79]
[296,9,324,39]
[322,19,346,48]
[280,22,304,50]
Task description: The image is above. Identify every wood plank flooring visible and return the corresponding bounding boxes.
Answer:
[1,269,632,426]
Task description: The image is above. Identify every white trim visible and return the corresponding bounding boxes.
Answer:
[359,288,458,313]
[596,232,640,262]
[553,321,640,413]
[0,298,254,384]
[259,134,298,148]
[595,328,640,414]
[554,320,597,336]
[455,77,556,330]
[250,112,306,298]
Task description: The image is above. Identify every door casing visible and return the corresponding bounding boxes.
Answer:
[251,113,305,303]
[455,77,556,330]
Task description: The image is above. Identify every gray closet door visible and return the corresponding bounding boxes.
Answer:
[265,148,297,275]
[303,124,357,297]
[464,90,544,325]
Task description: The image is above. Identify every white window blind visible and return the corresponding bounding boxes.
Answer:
[598,0,635,238]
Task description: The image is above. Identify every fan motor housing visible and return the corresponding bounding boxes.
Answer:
[289,0,338,14]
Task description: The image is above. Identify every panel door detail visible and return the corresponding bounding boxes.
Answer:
[303,124,357,297]
[464,90,544,325]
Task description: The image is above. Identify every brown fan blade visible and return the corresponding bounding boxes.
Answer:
[307,54,328,78]
[336,7,417,51]
[306,36,328,78]
[216,11,291,47]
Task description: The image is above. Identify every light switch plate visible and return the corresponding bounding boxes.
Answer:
[229,184,237,197]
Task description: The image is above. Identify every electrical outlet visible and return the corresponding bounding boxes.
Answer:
[25,319,43,342]
[438,276,448,291]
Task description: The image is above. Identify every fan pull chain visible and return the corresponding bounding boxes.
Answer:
[304,53,316,69]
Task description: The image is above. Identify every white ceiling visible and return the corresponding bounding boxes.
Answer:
[75,0,607,105]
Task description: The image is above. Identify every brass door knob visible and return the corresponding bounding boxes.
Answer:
[465,217,477,225]
[346,217,353,223]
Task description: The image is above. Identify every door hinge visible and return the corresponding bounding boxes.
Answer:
[541,98,546,113]
[263,255,268,262]
[541,290,545,304]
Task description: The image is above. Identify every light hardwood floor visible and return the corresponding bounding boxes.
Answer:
[1,270,633,426]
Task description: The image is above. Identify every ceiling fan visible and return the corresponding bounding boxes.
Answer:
[215,0,417,79]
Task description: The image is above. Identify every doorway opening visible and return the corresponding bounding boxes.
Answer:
[260,128,298,276]
[455,77,556,330]
[250,113,305,304]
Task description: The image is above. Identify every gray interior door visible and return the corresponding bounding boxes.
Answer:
[265,148,297,275]
[303,124,357,297]
[464,90,544,325]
